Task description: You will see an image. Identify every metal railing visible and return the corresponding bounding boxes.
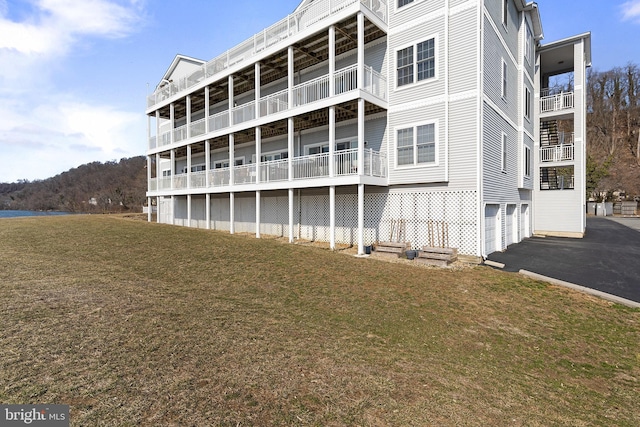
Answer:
[147,0,388,108]
[540,89,574,113]
[232,101,256,125]
[148,149,387,192]
[540,144,574,163]
[259,89,289,117]
[190,118,207,138]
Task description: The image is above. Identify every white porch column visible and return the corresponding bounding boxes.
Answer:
[169,103,175,144]
[255,62,261,118]
[357,12,364,90]
[288,188,294,243]
[329,106,335,177]
[230,192,235,234]
[147,197,152,222]
[170,149,175,189]
[171,195,176,225]
[358,98,365,175]
[155,110,160,146]
[256,190,261,238]
[255,127,261,184]
[155,152,160,194]
[329,25,335,96]
[147,156,152,222]
[288,117,294,181]
[187,144,192,189]
[205,140,211,187]
[206,193,211,230]
[186,95,191,139]
[330,186,336,250]
[228,75,234,125]
[288,46,294,107]
[358,183,365,255]
[187,194,192,227]
[204,86,210,134]
[229,134,235,186]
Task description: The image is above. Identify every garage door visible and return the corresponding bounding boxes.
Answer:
[506,204,516,246]
[485,204,501,256]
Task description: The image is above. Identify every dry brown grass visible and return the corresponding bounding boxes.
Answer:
[0,215,638,426]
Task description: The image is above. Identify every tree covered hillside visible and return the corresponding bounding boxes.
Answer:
[0,157,147,213]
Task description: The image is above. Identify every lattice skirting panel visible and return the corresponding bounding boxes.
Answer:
[157,189,479,255]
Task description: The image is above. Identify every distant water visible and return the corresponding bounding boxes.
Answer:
[0,210,71,219]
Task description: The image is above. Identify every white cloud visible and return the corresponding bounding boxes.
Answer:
[0,0,147,182]
[621,0,640,22]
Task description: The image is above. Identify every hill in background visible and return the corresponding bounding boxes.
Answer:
[0,157,147,213]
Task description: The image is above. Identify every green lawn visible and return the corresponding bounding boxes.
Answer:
[0,215,638,426]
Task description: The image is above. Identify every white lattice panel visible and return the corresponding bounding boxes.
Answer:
[234,196,257,233]
[260,195,290,238]
[335,193,358,245]
[299,194,330,242]
[210,196,230,232]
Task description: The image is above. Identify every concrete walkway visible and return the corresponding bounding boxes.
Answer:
[487,216,640,304]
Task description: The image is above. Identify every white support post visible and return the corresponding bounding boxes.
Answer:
[206,193,211,230]
[288,188,294,243]
[329,25,335,96]
[255,62,261,119]
[187,194,192,227]
[358,183,364,255]
[229,134,235,186]
[288,46,294,107]
[255,127,261,184]
[171,195,175,225]
[205,140,211,187]
[186,95,191,139]
[330,186,336,250]
[204,86,210,134]
[358,98,365,175]
[357,12,364,91]
[155,153,160,193]
[155,110,160,146]
[256,190,261,238]
[170,149,175,189]
[228,75,234,126]
[169,103,175,144]
[329,106,335,177]
[147,197,152,222]
[186,144,192,189]
[288,117,294,181]
[230,192,235,234]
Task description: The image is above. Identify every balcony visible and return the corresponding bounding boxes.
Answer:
[540,144,574,163]
[150,65,387,149]
[540,88,574,113]
[149,148,387,192]
[146,0,388,109]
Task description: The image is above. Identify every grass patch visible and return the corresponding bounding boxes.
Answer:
[0,215,638,426]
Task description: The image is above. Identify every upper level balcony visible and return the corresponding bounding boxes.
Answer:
[149,64,387,150]
[540,88,574,114]
[148,148,387,193]
[146,0,388,110]
[539,132,574,163]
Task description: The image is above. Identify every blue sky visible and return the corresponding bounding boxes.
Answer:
[0,0,639,182]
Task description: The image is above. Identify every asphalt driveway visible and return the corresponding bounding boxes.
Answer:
[487,216,640,304]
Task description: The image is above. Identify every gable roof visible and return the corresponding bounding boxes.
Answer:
[294,0,316,13]
[156,54,206,90]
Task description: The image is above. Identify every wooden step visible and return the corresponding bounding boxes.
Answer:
[374,246,405,254]
[378,241,410,249]
[420,246,458,256]
[417,252,457,262]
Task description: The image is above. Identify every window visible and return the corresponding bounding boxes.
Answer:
[397,38,436,87]
[396,123,436,167]
[524,146,531,177]
[525,24,534,65]
[501,133,507,172]
[502,59,508,99]
[524,87,531,120]
[502,0,508,28]
[162,170,171,177]
[398,0,414,7]
[191,164,206,172]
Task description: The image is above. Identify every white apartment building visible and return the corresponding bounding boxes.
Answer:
[145,0,591,258]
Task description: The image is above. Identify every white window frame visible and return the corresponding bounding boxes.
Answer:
[397,0,414,9]
[255,149,288,163]
[395,35,438,90]
[191,164,206,173]
[525,24,534,65]
[501,59,508,100]
[501,133,508,172]
[524,145,531,177]
[304,138,358,155]
[394,120,438,169]
[213,156,245,169]
[395,0,425,12]
[524,86,531,121]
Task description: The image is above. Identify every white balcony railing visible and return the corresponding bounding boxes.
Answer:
[540,88,574,113]
[209,110,230,132]
[148,149,387,192]
[259,89,289,117]
[190,118,207,138]
[174,124,188,143]
[147,0,388,108]
[540,144,574,163]
[231,101,256,125]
